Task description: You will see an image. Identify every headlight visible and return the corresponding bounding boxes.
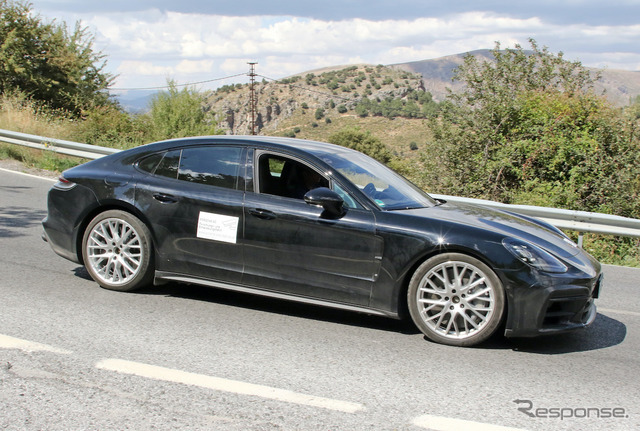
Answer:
[502,238,568,273]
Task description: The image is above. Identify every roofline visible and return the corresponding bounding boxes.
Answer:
[143,135,359,155]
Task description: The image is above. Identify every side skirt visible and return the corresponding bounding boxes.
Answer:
[154,271,398,319]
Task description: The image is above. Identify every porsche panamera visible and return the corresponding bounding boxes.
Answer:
[42,136,602,346]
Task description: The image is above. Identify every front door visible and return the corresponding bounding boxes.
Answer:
[242,152,382,306]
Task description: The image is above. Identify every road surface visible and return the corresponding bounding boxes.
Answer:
[1,166,638,430]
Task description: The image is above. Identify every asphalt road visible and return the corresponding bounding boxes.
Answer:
[1,167,639,431]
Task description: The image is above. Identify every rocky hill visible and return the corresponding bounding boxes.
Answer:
[203,51,640,136]
[204,64,428,136]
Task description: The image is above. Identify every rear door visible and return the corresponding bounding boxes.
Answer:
[135,145,247,283]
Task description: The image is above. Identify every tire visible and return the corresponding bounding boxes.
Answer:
[408,253,505,346]
[82,210,154,292]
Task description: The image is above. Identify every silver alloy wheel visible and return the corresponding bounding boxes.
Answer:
[85,217,144,286]
[415,260,496,340]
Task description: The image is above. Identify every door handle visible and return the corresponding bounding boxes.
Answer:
[153,193,178,204]
[248,208,276,220]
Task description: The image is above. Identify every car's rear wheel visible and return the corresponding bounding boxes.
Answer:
[408,253,505,346]
[82,210,154,292]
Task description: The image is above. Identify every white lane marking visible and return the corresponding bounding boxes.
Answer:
[0,167,57,182]
[599,308,640,317]
[413,414,528,431]
[0,334,72,354]
[96,358,365,414]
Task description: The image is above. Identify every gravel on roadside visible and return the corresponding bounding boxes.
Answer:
[0,158,60,180]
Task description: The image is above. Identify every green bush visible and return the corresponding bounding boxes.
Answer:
[147,80,223,141]
[328,128,393,164]
[72,104,149,149]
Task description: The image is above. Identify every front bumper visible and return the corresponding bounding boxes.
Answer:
[504,273,603,338]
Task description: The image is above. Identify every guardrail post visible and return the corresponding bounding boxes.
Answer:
[578,232,584,248]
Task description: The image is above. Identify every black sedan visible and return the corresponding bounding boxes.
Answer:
[42,136,602,346]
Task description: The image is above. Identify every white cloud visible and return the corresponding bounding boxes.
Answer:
[175,59,214,74]
[117,61,173,76]
[60,9,639,89]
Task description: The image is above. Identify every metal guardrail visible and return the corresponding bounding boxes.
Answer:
[2,127,640,243]
[0,128,119,159]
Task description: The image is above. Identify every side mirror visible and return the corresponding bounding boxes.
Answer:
[304,187,345,218]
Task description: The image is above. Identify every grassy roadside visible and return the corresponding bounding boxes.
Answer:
[0,143,83,174]
[0,95,87,173]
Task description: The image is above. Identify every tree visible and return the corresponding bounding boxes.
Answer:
[419,39,640,219]
[0,1,114,115]
[148,80,222,140]
[450,39,597,110]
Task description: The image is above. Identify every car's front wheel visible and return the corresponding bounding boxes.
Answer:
[82,210,154,292]
[408,253,505,346]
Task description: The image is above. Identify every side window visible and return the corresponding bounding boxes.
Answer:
[333,182,363,209]
[138,152,164,174]
[258,154,329,200]
[178,146,243,189]
[155,150,181,179]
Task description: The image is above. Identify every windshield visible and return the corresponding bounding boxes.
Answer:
[311,148,437,210]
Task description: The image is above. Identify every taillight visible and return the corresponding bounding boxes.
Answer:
[53,176,77,190]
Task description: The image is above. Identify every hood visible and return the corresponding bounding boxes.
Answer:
[396,201,581,259]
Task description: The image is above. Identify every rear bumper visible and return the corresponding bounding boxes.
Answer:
[42,217,81,264]
[42,183,99,265]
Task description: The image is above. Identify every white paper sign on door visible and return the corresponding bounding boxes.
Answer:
[196,212,239,244]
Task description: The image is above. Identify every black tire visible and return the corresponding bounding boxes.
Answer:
[82,210,154,292]
[407,253,505,346]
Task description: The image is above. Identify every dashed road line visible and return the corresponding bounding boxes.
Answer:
[0,334,72,355]
[1,332,364,414]
[413,414,528,431]
[96,358,365,414]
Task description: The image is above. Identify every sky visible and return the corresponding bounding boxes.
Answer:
[27,1,640,94]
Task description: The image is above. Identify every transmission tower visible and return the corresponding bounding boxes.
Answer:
[248,62,257,135]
